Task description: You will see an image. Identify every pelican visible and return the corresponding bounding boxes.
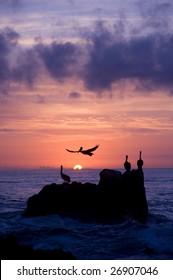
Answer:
[137,151,144,169]
[124,155,131,172]
[60,165,70,183]
[66,145,99,156]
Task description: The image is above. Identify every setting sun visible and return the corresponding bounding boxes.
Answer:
[74,164,83,170]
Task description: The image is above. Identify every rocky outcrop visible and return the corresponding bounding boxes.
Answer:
[99,169,122,189]
[0,234,76,260]
[23,169,148,223]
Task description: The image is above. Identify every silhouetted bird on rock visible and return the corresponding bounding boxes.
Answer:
[124,155,131,172]
[60,165,70,183]
[137,151,144,169]
[66,145,99,156]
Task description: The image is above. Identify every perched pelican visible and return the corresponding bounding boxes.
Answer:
[60,165,70,183]
[66,145,99,156]
[124,155,131,172]
[137,151,144,169]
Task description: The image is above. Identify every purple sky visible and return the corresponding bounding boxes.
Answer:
[0,0,173,168]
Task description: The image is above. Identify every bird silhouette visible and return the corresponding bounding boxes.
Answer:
[124,155,131,172]
[137,151,144,169]
[66,145,99,156]
[60,165,70,183]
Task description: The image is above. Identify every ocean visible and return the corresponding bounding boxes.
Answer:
[0,168,173,260]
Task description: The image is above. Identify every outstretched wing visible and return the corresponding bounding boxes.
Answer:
[84,145,99,153]
[66,149,78,153]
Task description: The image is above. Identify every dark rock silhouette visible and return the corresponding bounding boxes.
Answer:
[0,234,76,260]
[99,169,122,190]
[23,167,148,224]
[144,247,154,256]
[128,151,148,221]
[122,155,132,212]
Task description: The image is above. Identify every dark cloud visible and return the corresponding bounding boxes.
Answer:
[82,21,173,94]
[69,91,81,98]
[0,27,40,94]
[136,1,172,17]
[0,27,81,95]
[36,41,79,81]
[135,1,172,32]
[12,48,40,87]
[0,27,19,93]
[0,27,19,65]
[155,2,172,13]
[1,13,173,98]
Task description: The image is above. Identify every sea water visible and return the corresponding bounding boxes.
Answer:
[0,168,173,260]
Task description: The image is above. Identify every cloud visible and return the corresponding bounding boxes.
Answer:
[0,0,22,10]
[0,128,16,132]
[69,91,81,99]
[36,41,80,81]
[0,27,81,95]
[0,27,19,93]
[0,0,21,4]
[82,20,173,94]
[12,48,40,87]
[1,12,173,97]
[0,27,41,94]
[35,94,45,104]
[136,1,172,17]
[135,1,172,33]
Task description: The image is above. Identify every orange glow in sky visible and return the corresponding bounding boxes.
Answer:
[0,1,173,169]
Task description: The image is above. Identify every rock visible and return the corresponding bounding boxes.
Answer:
[144,247,154,256]
[23,169,148,223]
[0,234,76,260]
[126,169,148,222]
[99,169,122,189]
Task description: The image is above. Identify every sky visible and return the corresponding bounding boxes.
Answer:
[0,0,173,169]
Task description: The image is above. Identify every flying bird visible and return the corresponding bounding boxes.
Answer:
[60,165,71,183]
[66,145,99,156]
